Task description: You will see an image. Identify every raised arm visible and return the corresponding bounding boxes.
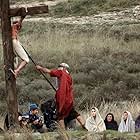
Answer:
[19,7,27,24]
[19,15,26,24]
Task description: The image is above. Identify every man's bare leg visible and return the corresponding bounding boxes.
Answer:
[58,119,65,129]
[14,60,27,78]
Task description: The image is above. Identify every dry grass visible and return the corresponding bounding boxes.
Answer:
[0,117,4,130]
[21,25,140,70]
[0,23,140,107]
[0,100,140,139]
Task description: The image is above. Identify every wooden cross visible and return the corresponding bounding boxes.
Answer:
[0,0,48,129]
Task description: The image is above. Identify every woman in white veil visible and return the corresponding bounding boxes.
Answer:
[85,107,106,132]
[118,111,135,133]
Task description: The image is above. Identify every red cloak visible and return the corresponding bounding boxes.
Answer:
[50,69,74,120]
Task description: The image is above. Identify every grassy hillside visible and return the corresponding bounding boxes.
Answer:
[0,22,140,110]
[10,0,140,17]
[50,0,140,17]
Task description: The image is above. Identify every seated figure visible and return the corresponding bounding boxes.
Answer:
[104,113,118,130]
[118,111,135,133]
[28,104,44,133]
[85,107,106,132]
[135,114,140,132]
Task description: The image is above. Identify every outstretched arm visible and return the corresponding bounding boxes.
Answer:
[36,65,51,74]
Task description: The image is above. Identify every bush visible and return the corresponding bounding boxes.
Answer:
[0,21,140,110]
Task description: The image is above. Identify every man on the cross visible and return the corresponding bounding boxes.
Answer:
[36,63,86,129]
[11,8,29,78]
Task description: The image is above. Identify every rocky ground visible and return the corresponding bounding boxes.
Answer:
[25,5,140,26]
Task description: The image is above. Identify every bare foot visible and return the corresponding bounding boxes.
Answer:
[9,68,19,78]
[14,69,20,78]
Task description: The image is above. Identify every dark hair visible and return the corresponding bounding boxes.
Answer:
[91,107,95,110]
[12,21,22,29]
[104,113,115,123]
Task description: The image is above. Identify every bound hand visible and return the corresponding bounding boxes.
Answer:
[21,7,27,18]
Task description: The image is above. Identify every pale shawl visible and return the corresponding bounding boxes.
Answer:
[118,111,135,133]
[85,107,106,132]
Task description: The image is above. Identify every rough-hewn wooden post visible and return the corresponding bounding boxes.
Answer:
[0,0,48,129]
[0,0,18,127]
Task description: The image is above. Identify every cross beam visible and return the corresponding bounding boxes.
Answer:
[0,5,48,17]
[0,0,49,130]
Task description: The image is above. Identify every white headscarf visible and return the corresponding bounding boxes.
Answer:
[59,63,70,69]
[85,107,106,132]
[118,111,135,133]
[58,63,69,74]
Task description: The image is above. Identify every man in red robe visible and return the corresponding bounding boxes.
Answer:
[36,63,73,128]
[36,63,85,129]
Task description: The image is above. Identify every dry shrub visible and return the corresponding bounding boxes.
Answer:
[0,21,140,111]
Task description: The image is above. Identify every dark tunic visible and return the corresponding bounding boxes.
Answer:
[135,115,140,132]
[104,113,118,130]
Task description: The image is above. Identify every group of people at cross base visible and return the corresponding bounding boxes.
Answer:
[17,103,140,133]
[9,9,140,133]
